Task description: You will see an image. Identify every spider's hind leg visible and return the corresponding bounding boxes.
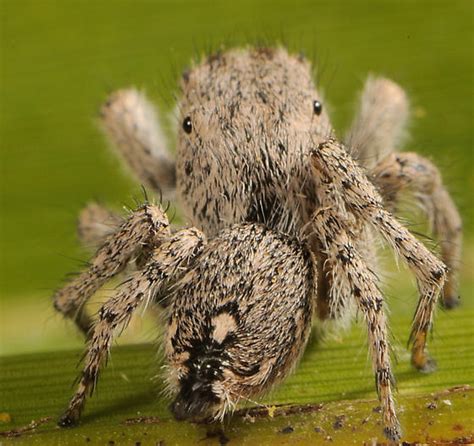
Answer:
[372,152,462,309]
[58,227,206,426]
[53,204,170,336]
[312,205,401,441]
[312,140,447,375]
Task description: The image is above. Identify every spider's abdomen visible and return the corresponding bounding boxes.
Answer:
[165,223,316,421]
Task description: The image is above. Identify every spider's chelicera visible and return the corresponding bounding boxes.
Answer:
[53,47,462,441]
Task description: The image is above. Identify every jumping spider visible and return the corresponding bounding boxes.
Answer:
[54,46,462,441]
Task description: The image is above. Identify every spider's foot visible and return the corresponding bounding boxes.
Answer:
[58,410,80,428]
[419,358,437,374]
[412,354,437,374]
[410,332,437,373]
[441,295,460,310]
[384,423,402,442]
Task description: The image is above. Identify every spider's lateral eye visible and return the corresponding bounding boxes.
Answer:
[313,100,323,116]
[182,116,193,134]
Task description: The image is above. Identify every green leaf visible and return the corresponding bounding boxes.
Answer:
[1,280,473,445]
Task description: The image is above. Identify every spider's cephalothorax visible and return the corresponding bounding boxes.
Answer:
[54,47,462,441]
[176,48,330,236]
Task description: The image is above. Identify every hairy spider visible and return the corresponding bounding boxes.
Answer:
[53,46,462,441]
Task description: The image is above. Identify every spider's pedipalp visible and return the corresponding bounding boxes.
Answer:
[311,139,447,373]
[53,204,170,336]
[101,89,176,196]
[372,152,463,309]
[58,227,206,426]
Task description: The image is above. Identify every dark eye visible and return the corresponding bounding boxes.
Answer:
[182,116,192,134]
[313,100,323,116]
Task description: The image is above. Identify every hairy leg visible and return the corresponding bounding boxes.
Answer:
[53,204,170,336]
[372,152,462,309]
[101,89,176,195]
[313,222,378,321]
[346,76,409,169]
[77,202,123,249]
[311,139,447,372]
[58,228,206,426]
[312,205,400,441]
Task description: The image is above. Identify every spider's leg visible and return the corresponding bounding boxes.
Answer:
[58,228,206,427]
[311,139,447,373]
[315,229,379,322]
[101,89,176,196]
[312,205,400,441]
[53,204,170,336]
[373,152,462,309]
[77,202,123,250]
[346,77,409,169]
[311,176,379,321]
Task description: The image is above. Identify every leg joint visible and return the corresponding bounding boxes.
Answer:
[375,367,393,388]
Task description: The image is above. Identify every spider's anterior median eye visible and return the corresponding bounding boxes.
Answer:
[313,100,323,116]
[182,116,193,134]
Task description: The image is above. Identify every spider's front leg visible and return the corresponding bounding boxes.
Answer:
[372,152,462,308]
[346,76,409,169]
[311,140,447,374]
[101,89,176,195]
[58,227,206,426]
[77,202,123,250]
[53,204,170,336]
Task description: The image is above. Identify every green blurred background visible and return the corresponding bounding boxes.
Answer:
[0,0,472,356]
